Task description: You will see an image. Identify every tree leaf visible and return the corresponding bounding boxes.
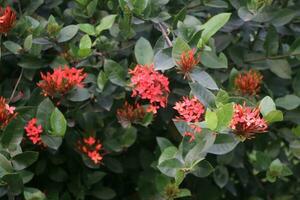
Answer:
[2,116,27,148]
[104,59,126,86]
[96,15,117,35]
[205,109,218,130]
[154,48,174,70]
[267,59,291,79]
[172,38,190,65]
[259,96,276,117]
[264,110,283,123]
[191,160,214,178]
[200,51,228,69]
[4,41,23,55]
[207,134,239,155]
[79,23,96,35]
[57,25,79,43]
[190,68,219,90]
[190,82,216,108]
[12,152,39,171]
[92,187,116,200]
[275,94,300,110]
[24,187,46,200]
[50,108,67,137]
[134,37,154,65]
[79,34,92,49]
[213,165,229,188]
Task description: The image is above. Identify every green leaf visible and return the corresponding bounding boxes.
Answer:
[275,94,300,110]
[4,41,23,55]
[190,68,219,90]
[157,137,174,152]
[104,59,126,86]
[267,59,292,79]
[159,146,178,164]
[191,160,214,178]
[120,127,137,148]
[92,187,116,200]
[158,159,183,177]
[264,110,283,123]
[18,57,45,69]
[50,108,67,137]
[0,153,13,173]
[36,98,55,130]
[68,88,91,102]
[131,0,149,15]
[2,116,27,148]
[87,0,98,16]
[134,37,154,65]
[41,135,62,150]
[79,23,96,35]
[12,152,39,171]
[175,170,185,186]
[24,188,46,200]
[290,140,300,159]
[97,71,108,92]
[207,134,239,155]
[154,48,174,70]
[79,34,92,49]
[190,82,215,108]
[259,96,276,117]
[172,38,190,65]
[205,109,218,130]
[2,173,23,195]
[96,15,117,35]
[200,51,228,69]
[184,142,206,165]
[104,157,123,173]
[215,90,229,106]
[271,9,296,27]
[264,26,278,56]
[176,189,191,198]
[216,103,233,131]
[57,25,79,43]
[200,13,231,45]
[213,166,229,188]
[24,35,33,51]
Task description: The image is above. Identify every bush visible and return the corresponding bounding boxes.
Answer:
[0,0,300,199]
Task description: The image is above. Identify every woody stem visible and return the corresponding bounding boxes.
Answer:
[9,68,23,103]
[157,22,173,47]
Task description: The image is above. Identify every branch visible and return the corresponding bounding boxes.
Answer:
[157,22,173,47]
[9,68,24,103]
[244,53,300,63]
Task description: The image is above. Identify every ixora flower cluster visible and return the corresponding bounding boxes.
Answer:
[0,97,17,129]
[0,6,16,34]
[77,136,104,164]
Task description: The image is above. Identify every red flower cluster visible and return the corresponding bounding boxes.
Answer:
[24,118,43,145]
[173,96,205,122]
[0,6,16,34]
[117,102,147,127]
[176,49,200,78]
[129,64,170,113]
[230,103,268,139]
[0,96,17,128]
[78,136,103,164]
[173,96,205,142]
[37,66,87,98]
[235,69,263,96]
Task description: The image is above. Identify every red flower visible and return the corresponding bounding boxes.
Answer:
[117,102,148,127]
[173,97,204,142]
[78,136,103,164]
[235,69,263,96]
[176,49,200,78]
[129,64,170,113]
[230,103,268,139]
[37,65,87,98]
[24,118,43,145]
[0,96,17,128]
[0,6,16,34]
[173,96,205,123]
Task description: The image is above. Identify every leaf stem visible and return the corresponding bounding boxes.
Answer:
[244,53,300,63]
[9,68,24,103]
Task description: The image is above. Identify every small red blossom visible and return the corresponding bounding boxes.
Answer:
[230,103,268,139]
[78,136,103,164]
[0,6,16,34]
[129,64,170,113]
[117,102,148,127]
[0,96,17,128]
[176,49,200,78]
[173,96,205,123]
[37,66,87,98]
[24,118,43,145]
[235,69,263,96]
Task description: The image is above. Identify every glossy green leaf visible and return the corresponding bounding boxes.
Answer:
[50,108,67,137]
[12,152,39,171]
[135,37,154,65]
[96,15,117,35]
[57,25,79,43]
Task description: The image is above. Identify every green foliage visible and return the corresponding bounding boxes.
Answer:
[0,0,299,199]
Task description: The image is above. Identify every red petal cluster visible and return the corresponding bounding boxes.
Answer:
[174,96,205,142]
[0,96,17,128]
[176,49,200,78]
[24,118,43,145]
[37,66,87,97]
[230,104,268,139]
[129,64,170,113]
[0,6,16,34]
[78,136,103,164]
[173,96,205,123]
[117,102,147,127]
[235,69,263,96]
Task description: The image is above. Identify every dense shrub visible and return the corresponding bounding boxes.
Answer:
[0,0,300,199]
